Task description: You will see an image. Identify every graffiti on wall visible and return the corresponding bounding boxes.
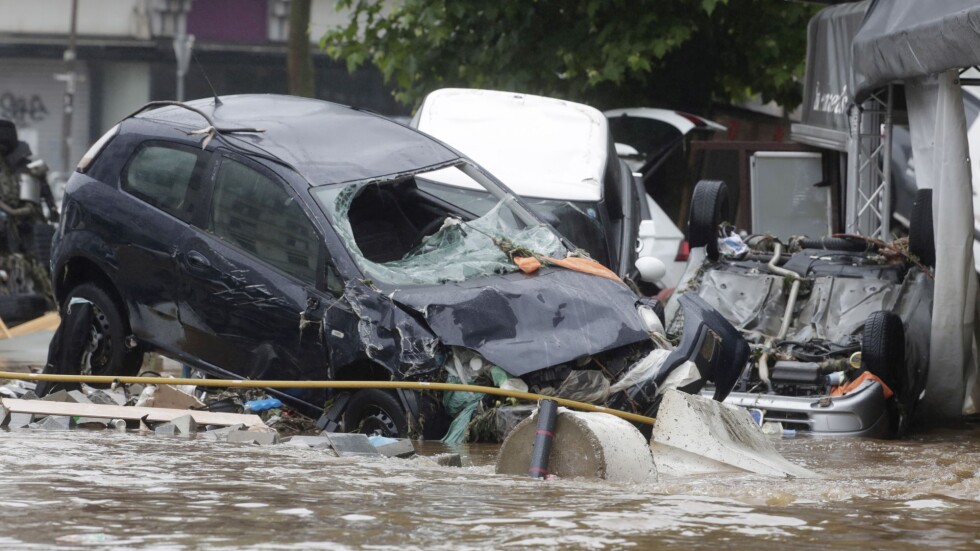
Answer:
[0,92,49,126]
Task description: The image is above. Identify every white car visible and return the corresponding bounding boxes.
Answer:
[411,88,671,289]
[605,107,728,288]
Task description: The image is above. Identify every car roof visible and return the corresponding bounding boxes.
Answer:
[413,88,607,202]
[134,94,460,186]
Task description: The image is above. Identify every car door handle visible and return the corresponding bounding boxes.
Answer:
[186,250,212,269]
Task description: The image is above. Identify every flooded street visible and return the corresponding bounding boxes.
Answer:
[0,424,977,549]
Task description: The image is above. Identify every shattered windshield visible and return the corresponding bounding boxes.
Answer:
[313,162,568,285]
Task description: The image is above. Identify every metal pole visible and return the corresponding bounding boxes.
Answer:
[845,103,861,234]
[60,0,79,173]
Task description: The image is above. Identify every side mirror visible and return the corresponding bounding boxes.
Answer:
[635,256,666,283]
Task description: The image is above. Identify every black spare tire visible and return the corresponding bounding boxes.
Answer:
[688,180,730,260]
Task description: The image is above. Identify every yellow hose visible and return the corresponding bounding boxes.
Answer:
[0,371,656,426]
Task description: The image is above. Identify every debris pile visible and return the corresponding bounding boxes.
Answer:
[0,378,462,466]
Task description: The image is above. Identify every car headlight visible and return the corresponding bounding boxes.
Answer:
[637,304,665,335]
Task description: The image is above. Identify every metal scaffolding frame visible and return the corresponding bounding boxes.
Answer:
[845,85,893,239]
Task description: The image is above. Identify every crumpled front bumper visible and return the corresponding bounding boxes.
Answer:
[717,379,890,437]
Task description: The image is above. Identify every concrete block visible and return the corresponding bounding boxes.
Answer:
[19,391,38,401]
[8,412,33,428]
[41,390,70,402]
[649,389,819,479]
[37,415,73,431]
[201,423,247,441]
[67,390,93,404]
[227,429,280,446]
[154,414,197,436]
[89,390,126,406]
[323,433,381,457]
[281,435,334,450]
[370,437,416,458]
[0,405,8,426]
[496,408,656,483]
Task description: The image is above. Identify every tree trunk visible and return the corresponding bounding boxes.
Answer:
[288,0,315,97]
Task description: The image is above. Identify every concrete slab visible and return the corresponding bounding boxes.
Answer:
[324,433,381,457]
[281,435,334,450]
[8,412,32,428]
[227,429,280,446]
[496,408,656,483]
[650,390,819,479]
[368,436,416,458]
[36,415,73,431]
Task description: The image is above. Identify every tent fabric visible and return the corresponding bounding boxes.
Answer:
[793,1,870,150]
[906,72,978,418]
[853,0,980,101]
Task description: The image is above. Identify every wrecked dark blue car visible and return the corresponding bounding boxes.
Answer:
[47,94,747,438]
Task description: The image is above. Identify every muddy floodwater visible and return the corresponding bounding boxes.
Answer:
[0,425,978,549]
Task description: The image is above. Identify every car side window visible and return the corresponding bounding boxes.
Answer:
[122,143,206,222]
[209,158,319,283]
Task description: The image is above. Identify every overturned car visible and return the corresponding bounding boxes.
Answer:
[46,95,746,439]
[668,180,934,437]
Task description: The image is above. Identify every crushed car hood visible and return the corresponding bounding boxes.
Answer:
[389,269,650,376]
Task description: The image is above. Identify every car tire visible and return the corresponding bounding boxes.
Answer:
[0,293,48,325]
[688,180,730,260]
[909,188,935,267]
[64,283,143,378]
[343,388,409,438]
[862,311,909,436]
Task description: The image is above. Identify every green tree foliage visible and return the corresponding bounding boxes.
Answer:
[321,0,817,110]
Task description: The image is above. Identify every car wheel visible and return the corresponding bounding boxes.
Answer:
[688,180,730,261]
[64,283,143,379]
[343,388,409,438]
[909,188,935,267]
[862,311,908,435]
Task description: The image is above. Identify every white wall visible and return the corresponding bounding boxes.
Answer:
[98,62,150,133]
[0,0,146,37]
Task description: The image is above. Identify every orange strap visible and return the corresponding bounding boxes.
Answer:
[513,256,543,274]
[832,371,894,399]
[513,255,623,283]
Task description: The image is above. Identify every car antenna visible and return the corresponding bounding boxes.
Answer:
[193,51,222,107]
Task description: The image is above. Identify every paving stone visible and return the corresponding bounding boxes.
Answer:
[323,433,381,457]
[7,412,32,428]
[281,435,334,449]
[41,390,70,402]
[200,423,247,441]
[37,415,73,431]
[154,414,197,436]
[226,429,280,446]
[67,390,93,404]
[88,389,127,406]
[372,438,417,458]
